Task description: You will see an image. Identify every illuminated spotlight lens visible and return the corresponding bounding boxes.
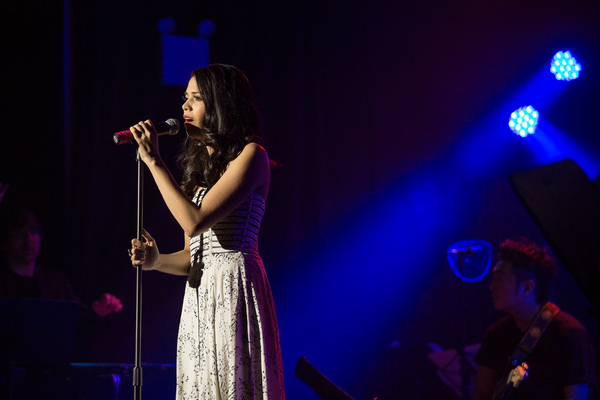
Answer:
[509,106,539,137]
[551,51,582,80]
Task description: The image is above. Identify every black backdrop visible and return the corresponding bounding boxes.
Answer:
[2,0,600,398]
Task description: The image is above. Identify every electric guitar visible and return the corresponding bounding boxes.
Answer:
[492,362,529,400]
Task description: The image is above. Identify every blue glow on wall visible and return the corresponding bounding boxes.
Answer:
[276,49,595,399]
[276,137,500,398]
[158,18,214,86]
[526,122,600,179]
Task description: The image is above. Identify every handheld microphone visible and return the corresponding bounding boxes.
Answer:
[113,118,180,145]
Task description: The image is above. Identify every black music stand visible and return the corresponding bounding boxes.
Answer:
[0,299,80,399]
[294,357,355,400]
[427,343,481,399]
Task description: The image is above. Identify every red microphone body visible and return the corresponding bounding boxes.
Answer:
[113,118,180,145]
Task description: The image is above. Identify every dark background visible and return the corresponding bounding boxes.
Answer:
[2,1,599,399]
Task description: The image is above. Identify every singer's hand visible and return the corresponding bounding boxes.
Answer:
[130,229,160,271]
[130,119,162,165]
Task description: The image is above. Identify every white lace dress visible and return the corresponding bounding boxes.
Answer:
[176,189,285,400]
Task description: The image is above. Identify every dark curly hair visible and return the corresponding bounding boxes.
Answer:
[178,64,262,197]
[499,238,557,304]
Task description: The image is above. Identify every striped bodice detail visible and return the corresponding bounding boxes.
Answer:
[190,189,265,256]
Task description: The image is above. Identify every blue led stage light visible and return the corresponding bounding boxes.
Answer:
[550,51,581,81]
[508,106,538,137]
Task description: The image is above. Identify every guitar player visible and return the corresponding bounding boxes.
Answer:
[472,239,597,400]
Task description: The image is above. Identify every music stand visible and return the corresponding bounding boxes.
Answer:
[427,344,481,399]
[0,299,80,399]
[294,357,354,400]
[0,298,79,367]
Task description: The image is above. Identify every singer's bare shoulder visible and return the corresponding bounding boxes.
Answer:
[230,142,269,167]
[227,143,270,199]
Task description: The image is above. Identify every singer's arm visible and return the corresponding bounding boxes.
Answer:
[131,230,190,276]
[152,249,191,277]
[130,120,269,238]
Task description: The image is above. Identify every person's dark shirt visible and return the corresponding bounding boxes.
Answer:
[475,310,597,399]
[0,265,81,302]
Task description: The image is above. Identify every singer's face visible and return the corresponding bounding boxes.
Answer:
[182,77,206,141]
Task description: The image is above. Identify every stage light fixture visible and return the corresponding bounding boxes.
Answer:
[508,106,538,137]
[550,51,581,81]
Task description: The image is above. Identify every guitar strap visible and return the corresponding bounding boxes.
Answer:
[509,302,560,366]
[493,302,560,400]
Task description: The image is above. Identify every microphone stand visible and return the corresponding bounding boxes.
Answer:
[453,253,472,400]
[457,254,474,400]
[133,149,144,399]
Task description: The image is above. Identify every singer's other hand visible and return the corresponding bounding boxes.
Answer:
[129,119,162,165]
[130,228,159,271]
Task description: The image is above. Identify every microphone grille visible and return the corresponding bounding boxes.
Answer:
[165,118,180,135]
